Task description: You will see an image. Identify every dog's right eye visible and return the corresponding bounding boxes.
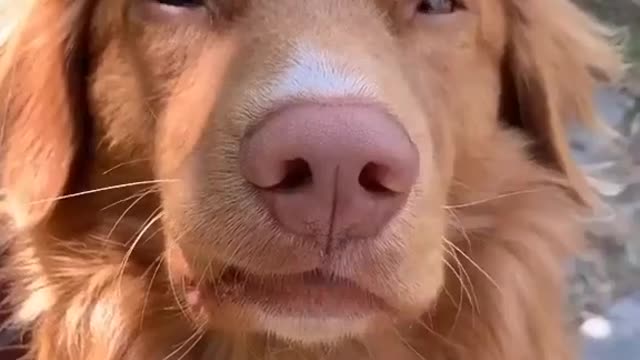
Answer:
[137,0,210,23]
[155,0,204,7]
[416,0,463,15]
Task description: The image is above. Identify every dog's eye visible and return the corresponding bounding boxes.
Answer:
[416,0,461,15]
[137,0,211,23]
[155,0,204,7]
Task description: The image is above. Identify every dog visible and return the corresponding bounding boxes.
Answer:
[0,0,624,359]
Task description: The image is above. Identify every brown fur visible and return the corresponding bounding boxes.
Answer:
[0,0,624,359]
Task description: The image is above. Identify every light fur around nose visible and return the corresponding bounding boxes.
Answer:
[269,44,378,101]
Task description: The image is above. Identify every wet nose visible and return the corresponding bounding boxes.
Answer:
[240,102,419,240]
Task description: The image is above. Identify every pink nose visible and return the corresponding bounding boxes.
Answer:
[240,103,419,241]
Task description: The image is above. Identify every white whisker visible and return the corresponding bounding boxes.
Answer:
[28,180,178,204]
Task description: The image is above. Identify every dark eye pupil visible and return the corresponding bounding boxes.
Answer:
[156,0,204,7]
[417,0,455,14]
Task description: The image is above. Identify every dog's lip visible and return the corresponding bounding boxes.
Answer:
[194,267,390,318]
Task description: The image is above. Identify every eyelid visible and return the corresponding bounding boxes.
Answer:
[133,0,211,25]
[417,0,466,15]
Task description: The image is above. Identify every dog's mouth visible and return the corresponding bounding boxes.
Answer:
[190,267,389,318]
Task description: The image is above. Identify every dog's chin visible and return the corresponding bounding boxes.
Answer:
[251,309,379,345]
[185,268,395,344]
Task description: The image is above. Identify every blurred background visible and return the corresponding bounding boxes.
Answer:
[569,1,640,359]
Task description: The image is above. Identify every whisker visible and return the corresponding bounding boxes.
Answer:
[28,179,178,204]
[165,237,195,323]
[358,338,375,360]
[0,59,18,149]
[195,259,213,292]
[116,209,163,298]
[441,240,479,316]
[102,159,152,175]
[100,187,158,211]
[139,255,165,331]
[390,326,427,360]
[175,324,206,360]
[412,317,461,351]
[444,188,547,210]
[0,344,29,352]
[172,234,217,318]
[441,257,467,330]
[443,237,502,293]
[163,324,205,360]
[446,208,473,252]
[107,188,158,241]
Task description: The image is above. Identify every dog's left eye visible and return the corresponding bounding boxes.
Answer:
[416,0,461,14]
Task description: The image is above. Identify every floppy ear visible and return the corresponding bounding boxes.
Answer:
[501,0,625,206]
[0,1,90,230]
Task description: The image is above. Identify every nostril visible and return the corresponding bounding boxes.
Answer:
[268,158,313,191]
[358,162,394,195]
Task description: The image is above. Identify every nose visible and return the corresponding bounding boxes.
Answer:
[240,102,419,241]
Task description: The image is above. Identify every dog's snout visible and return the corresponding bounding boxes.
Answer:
[240,103,419,240]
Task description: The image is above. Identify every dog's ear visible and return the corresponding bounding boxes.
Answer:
[501,0,625,206]
[0,1,90,230]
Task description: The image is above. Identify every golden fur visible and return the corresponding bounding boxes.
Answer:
[0,0,624,359]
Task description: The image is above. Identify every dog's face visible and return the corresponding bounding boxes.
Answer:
[0,0,622,348]
[98,0,509,342]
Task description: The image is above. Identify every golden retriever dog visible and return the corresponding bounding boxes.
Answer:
[0,0,624,359]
